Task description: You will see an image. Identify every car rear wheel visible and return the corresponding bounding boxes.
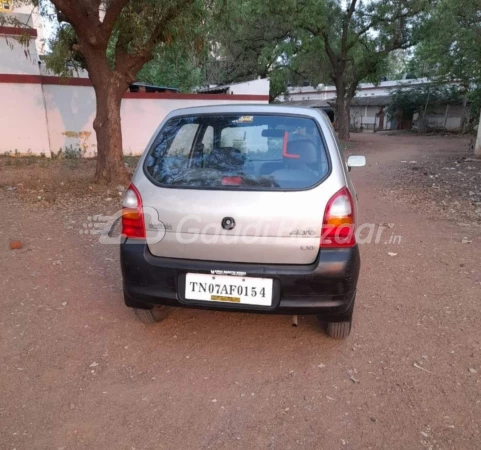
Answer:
[134,307,168,324]
[326,320,352,339]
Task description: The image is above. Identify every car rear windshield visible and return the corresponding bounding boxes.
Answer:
[144,114,329,190]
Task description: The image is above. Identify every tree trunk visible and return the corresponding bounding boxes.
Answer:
[475,110,481,157]
[461,95,468,133]
[442,104,450,132]
[92,79,130,184]
[336,96,350,140]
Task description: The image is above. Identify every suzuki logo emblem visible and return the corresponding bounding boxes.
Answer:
[221,217,236,230]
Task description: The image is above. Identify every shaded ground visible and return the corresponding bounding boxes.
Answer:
[1,133,480,450]
[383,133,481,223]
[0,155,138,209]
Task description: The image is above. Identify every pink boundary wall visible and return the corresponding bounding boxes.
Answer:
[0,27,269,157]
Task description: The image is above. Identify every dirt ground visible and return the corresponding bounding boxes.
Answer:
[1,133,480,450]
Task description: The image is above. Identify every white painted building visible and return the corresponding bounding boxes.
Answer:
[279,78,434,103]
[1,0,46,55]
[281,78,466,132]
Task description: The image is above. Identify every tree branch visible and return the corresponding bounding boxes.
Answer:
[347,76,359,101]
[356,7,425,39]
[341,0,358,57]
[102,0,130,34]
[321,31,338,70]
[304,24,320,37]
[50,0,102,47]
[49,0,69,14]
[114,0,195,80]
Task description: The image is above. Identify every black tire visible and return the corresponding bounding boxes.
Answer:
[326,320,352,339]
[134,307,168,324]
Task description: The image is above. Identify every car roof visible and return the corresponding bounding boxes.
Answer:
[166,104,327,121]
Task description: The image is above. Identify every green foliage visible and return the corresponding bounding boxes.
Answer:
[298,0,428,93]
[102,12,207,92]
[384,50,422,80]
[50,145,86,160]
[41,0,428,103]
[414,0,481,84]
[268,67,293,102]
[386,84,462,119]
[468,87,481,123]
[204,0,300,99]
[410,0,481,135]
[113,1,203,60]
[136,40,205,92]
[207,0,428,104]
[44,25,85,77]
[44,0,206,85]
[280,0,430,138]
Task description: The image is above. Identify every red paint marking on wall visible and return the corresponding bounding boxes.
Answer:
[0,26,38,38]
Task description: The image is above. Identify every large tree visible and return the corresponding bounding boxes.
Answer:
[43,0,203,183]
[208,0,426,139]
[297,0,427,140]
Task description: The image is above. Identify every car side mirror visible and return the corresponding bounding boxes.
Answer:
[347,155,366,171]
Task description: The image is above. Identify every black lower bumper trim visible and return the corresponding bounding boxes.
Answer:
[121,242,360,318]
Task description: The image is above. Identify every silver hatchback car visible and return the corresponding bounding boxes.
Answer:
[121,105,365,338]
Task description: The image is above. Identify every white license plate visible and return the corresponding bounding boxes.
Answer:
[185,273,273,306]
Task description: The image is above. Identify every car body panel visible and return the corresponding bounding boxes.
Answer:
[132,105,353,265]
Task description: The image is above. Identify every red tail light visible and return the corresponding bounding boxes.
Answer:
[321,187,356,248]
[121,184,146,239]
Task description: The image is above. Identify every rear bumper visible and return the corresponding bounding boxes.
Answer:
[121,242,360,319]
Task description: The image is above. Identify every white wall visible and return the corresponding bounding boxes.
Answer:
[227,79,270,96]
[432,104,464,131]
[425,115,463,131]
[2,82,269,157]
[0,32,50,154]
[0,30,39,74]
[42,84,97,156]
[200,79,270,96]
[0,29,268,157]
[413,104,465,132]
[0,82,51,154]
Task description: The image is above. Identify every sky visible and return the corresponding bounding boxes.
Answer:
[39,0,57,47]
